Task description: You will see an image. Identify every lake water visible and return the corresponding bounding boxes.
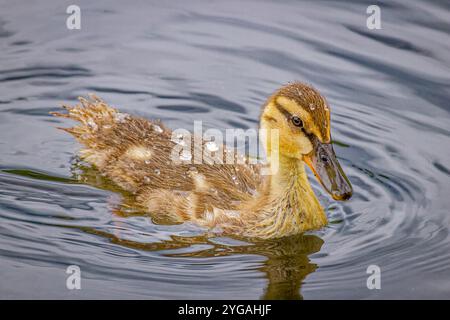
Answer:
[1,0,450,299]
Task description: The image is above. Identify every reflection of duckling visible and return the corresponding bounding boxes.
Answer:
[51,82,352,239]
[82,225,323,300]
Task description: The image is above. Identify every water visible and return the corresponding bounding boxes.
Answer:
[1,0,450,299]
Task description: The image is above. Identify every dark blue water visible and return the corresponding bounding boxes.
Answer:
[1,0,450,299]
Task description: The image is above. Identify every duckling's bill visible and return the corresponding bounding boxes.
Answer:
[303,135,353,201]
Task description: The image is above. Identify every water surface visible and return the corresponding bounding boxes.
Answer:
[1,0,450,299]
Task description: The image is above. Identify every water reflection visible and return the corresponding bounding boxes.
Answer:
[257,235,323,299]
[5,164,323,299]
[74,161,324,300]
[82,226,323,300]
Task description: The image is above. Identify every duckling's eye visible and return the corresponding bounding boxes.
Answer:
[291,116,303,127]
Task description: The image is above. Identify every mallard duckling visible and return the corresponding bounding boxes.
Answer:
[51,82,352,239]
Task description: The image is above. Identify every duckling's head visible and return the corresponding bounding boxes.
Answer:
[260,82,352,201]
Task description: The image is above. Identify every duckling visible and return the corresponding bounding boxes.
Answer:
[51,82,352,239]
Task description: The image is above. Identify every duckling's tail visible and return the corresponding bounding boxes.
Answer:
[50,94,121,168]
[50,94,118,145]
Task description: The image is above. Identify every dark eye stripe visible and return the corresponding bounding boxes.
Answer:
[274,102,293,119]
[274,101,312,135]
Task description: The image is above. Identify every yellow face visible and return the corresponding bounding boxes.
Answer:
[261,82,352,201]
[261,82,330,158]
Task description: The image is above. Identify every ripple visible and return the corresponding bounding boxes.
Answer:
[0,66,92,82]
[156,104,210,113]
[346,26,431,56]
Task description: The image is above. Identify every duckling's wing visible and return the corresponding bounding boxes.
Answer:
[51,96,263,209]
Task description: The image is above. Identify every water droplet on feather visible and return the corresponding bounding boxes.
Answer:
[114,112,129,123]
[180,150,192,161]
[206,141,219,152]
[152,124,163,133]
[173,133,186,146]
[87,119,98,131]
